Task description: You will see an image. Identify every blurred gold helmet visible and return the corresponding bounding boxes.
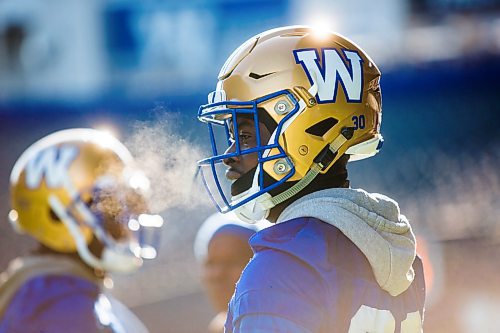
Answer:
[197,26,383,222]
[9,128,163,272]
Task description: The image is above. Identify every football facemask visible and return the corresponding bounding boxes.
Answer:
[198,90,296,209]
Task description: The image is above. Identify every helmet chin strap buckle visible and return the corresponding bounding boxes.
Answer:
[314,127,354,171]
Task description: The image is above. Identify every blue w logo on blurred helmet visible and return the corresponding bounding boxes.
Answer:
[25,146,78,189]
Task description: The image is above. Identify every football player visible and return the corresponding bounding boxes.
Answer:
[194,212,269,333]
[0,128,163,333]
[196,26,426,332]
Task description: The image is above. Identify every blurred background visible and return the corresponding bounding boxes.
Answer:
[0,0,499,332]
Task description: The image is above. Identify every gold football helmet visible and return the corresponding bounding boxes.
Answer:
[197,26,383,222]
[9,128,163,272]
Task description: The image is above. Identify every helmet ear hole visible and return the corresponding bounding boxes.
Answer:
[49,207,63,224]
[305,118,339,137]
[256,107,277,133]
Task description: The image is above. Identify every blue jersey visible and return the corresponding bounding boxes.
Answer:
[0,274,109,333]
[0,255,148,333]
[226,217,425,333]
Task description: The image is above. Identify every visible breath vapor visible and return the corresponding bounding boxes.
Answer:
[125,111,212,213]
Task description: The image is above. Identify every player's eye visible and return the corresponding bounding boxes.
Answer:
[239,133,252,145]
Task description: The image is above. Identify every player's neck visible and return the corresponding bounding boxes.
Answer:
[267,202,287,224]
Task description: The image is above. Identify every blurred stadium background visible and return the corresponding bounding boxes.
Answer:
[0,0,499,332]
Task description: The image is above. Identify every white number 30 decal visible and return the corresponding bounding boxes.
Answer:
[348,305,422,333]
